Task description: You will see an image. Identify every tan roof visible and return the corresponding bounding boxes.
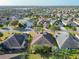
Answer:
[31,33,53,47]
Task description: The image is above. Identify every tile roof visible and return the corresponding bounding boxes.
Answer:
[31,32,54,47]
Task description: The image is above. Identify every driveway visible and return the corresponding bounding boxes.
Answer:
[0,54,20,59]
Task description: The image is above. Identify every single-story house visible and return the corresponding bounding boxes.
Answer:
[31,32,56,47]
[19,19,33,28]
[2,33,29,50]
[54,31,79,49]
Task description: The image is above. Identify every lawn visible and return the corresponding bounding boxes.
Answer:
[28,54,57,59]
[29,31,37,38]
[28,54,43,59]
[50,32,55,36]
[64,26,76,31]
[27,54,79,59]
[69,54,79,59]
[0,31,12,41]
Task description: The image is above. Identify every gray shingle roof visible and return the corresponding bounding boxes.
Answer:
[55,31,79,49]
[2,33,27,49]
[61,35,79,49]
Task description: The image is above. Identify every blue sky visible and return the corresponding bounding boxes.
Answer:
[0,0,79,6]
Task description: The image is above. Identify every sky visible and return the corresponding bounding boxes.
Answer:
[0,0,79,6]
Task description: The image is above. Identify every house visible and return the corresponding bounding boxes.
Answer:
[50,20,57,25]
[10,16,18,20]
[54,31,79,49]
[0,22,4,25]
[73,19,79,26]
[0,17,10,25]
[76,27,79,32]
[67,18,79,27]
[62,17,78,27]
[75,33,79,41]
[2,33,28,50]
[31,32,55,47]
[19,18,33,28]
[67,21,78,27]
[37,17,51,28]
[62,18,70,26]
[53,19,64,27]
[37,16,46,25]
[43,21,50,28]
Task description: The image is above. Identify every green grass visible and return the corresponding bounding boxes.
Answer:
[28,54,79,59]
[64,26,76,31]
[28,54,58,59]
[28,54,43,59]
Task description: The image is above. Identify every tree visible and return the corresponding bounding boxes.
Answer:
[0,32,3,37]
[10,20,19,26]
[27,34,32,43]
[50,25,60,31]
[26,34,32,54]
[48,24,51,29]
[18,23,25,28]
[0,24,3,28]
[33,19,38,27]
[53,19,62,26]
[51,49,73,59]
[32,45,52,59]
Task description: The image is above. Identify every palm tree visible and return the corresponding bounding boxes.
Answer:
[26,34,32,54]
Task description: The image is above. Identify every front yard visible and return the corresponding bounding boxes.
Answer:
[28,54,43,59]
[28,54,56,59]
[64,26,76,31]
[0,31,12,41]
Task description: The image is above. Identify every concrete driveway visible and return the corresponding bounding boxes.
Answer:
[0,54,20,59]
